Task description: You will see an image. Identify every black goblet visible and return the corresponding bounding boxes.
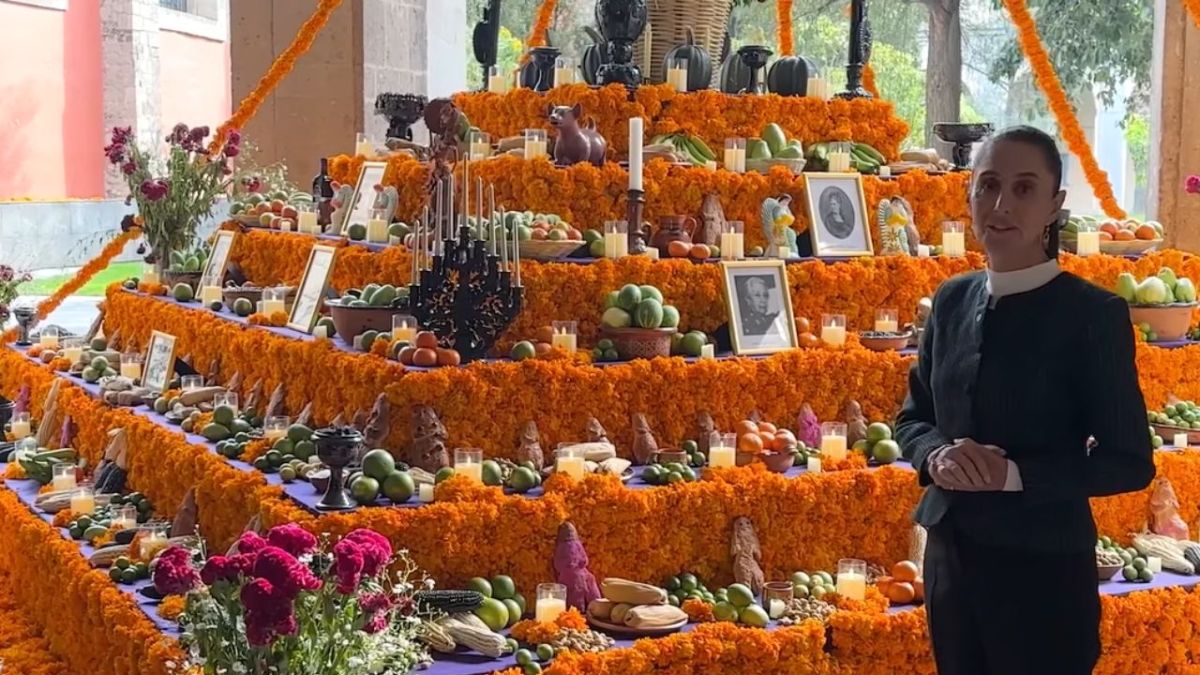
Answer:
[314,427,364,511]
[737,46,773,94]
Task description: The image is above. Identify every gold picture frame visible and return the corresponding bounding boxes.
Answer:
[200,230,236,288]
[719,260,799,356]
[337,161,388,236]
[287,245,338,333]
[803,173,874,258]
[142,330,178,395]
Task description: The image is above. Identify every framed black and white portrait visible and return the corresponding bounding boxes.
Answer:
[803,173,873,257]
[720,260,798,355]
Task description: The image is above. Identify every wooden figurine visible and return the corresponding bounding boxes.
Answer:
[408,405,450,473]
[58,415,75,449]
[631,413,658,465]
[83,307,105,345]
[244,379,264,414]
[35,380,62,448]
[548,104,607,167]
[363,393,391,450]
[226,371,244,396]
[351,409,368,433]
[584,416,610,444]
[697,193,727,246]
[697,411,715,456]
[516,421,545,470]
[553,522,601,611]
[227,514,265,556]
[1149,477,1189,540]
[93,428,129,495]
[845,400,868,448]
[107,329,122,352]
[731,516,764,595]
[13,385,29,415]
[264,383,286,420]
[171,488,198,538]
[329,183,356,231]
[330,413,346,428]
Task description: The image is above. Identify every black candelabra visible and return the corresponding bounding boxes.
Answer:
[595,0,648,87]
[838,0,873,99]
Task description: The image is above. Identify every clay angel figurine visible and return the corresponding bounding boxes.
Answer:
[631,413,659,465]
[760,195,799,258]
[697,193,727,246]
[876,197,920,256]
[730,516,764,595]
[845,400,869,448]
[1148,477,1189,539]
[584,416,610,444]
[696,411,716,456]
[407,405,450,473]
[516,421,545,470]
[328,182,356,231]
[553,522,601,610]
[371,185,401,224]
[797,404,821,449]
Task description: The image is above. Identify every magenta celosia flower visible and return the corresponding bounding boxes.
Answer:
[333,539,365,594]
[227,129,242,145]
[121,161,137,176]
[240,578,298,647]
[266,524,318,558]
[200,554,255,585]
[359,592,393,615]
[363,611,390,634]
[343,529,392,577]
[104,142,125,164]
[1187,175,1200,194]
[110,126,132,145]
[224,143,240,158]
[236,531,267,554]
[252,547,321,600]
[139,179,169,201]
[152,546,201,596]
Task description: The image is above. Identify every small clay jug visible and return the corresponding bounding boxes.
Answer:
[629,222,653,254]
[653,216,696,257]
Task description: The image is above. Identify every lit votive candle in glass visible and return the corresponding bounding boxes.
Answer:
[52,463,77,493]
[139,524,170,560]
[39,325,59,348]
[199,285,222,306]
[264,416,290,442]
[469,130,492,162]
[181,375,204,392]
[454,449,483,484]
[367,208,390,244]
[763,581,794,620]
[61,337,84,366]
[535,583,567,623]
[524,129,548,160]
[418,483,435,502]
[874,309,899,334]
[141,263,161,286]
[820,422,848,462]
[297,202,319,235]
[487,65,509,94]
[261,287,287,316]
[1076,230,1101,257]
[70,486,96,516]
[1174,433,1189,449]
[551,321,578,353]
[668,58,689,92]
[724,138,746,173]
[806,456,822,473]
[721,221,745,260]
[942,221,966,257]
[553,56,575,87]
[836,558,867,601]
[806,76,822,99]
[820,314,847,347]
[9,412,31,441]
[603,220,628,259]
[112,504,138,530]
[392,315,417,345]
[120,353,143,381]
[215,391,239,415]
[827,142,853,173]
[555,445,587,480]
[708,432,737,468]
[355,132,373,157]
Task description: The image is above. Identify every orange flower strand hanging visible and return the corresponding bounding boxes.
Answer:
[209,0,346,152]
[1185,0,1200,28]
[777,0,795,56]
[862,63,880,98]
[523,0,559,63]
[999,0,1126,219]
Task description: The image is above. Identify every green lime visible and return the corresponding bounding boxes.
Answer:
[507,467,538,493]
[666,471,684,484]
[109,567,123,582]
[135,562,150,578]
[505,638,519,654]
[679,573,698,592]
[1138,568,1154,583]
[524,664,542,675]
[361,449,396,482]
[467,577,493,598]
[512,592,527,615]
[1122,565,1139,582]
[515,649,535,666]
[790,571,811,586]
[434,467,457,483]
[536,644,555,661]
[668,594,681,606]
[491,575,516,600]
[114,556,131,570]
[681,440,699,454]
[121,568,138,584]
[1133,558,1148,571]
[665,575,681,591]
[502,598,522,626]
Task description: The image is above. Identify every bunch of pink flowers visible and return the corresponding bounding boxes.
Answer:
[1187,175,1199,195]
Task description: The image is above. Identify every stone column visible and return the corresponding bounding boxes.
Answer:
[1150,0,1200,251]
[100,0,162,197]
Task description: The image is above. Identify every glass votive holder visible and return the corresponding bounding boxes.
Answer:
[836,558,867,601]
[181,375,204,391]
[763,581,794,618]
[454,449,483,483]
[488,65,508,93]
[119,352,143,381]
[355,132,373,157]
[392,315,417,344]
[820,422,848,462]
[554,56,575,87]
[708,432,737,468]
[61,337,84,365]
[874,308,899,334]
[551,321,578,353]
[820,314,847,347]
[296,201,319,234]
[112,504,139,530]
[141,262,161,285]
[52,462,78,492]
[941,220,966,257]
[9,411,32,440]
[535,582,567,623]
[39,325,59,348]
[264,416,290,442]
[523,128,548,160]
[669,58,689,92]
[215,391,239,414]
[139,522,171,560]
[70,486,96,516]
[469,130,492,161]
[555,444,587,480]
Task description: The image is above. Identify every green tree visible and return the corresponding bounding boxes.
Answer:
[1124,112,1150,189]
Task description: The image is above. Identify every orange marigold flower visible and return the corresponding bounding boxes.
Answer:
[157,594,187,622]
[682,598,715,623]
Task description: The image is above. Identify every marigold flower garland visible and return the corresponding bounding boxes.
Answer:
[209,0,346,153]
[999,0,1126,219]
[524,0,559,58]
[777,0,795,56]
[1185,0,1200,28]
[863,63,880,98]
[0,228,140,345]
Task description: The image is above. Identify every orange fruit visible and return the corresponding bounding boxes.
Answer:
[886,581,915,604]
[415,331,439,349]
[532,228,548,241]
[535,342,553,355]
[412,348,438,367]
[735,420,759,436]
[913,578,924,602]
[566,227,582,240]
[1135,224,1158,241]
[891,561,919,583]
[758,431,776,449]
[1100,222,1119,236]
[799,333,821,349]
[875,576,893,594]
[435,348,461,367]
[397,346,417,365]
[689,244,710,260]
[758,422,777,435]
[1098,231,1114,241]
[536,325,555,344]
[738,433,764,454]
[796,317,811,334]
[668,240,691,258]
[1114,229,1136,241]
[773,430,797,451]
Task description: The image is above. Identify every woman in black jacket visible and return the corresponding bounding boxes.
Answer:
[895,126,1155,675]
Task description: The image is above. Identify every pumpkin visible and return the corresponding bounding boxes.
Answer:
[767,56,820,97]
[581,26,609,86]
[719,53,754,94]
[661,27,712,92]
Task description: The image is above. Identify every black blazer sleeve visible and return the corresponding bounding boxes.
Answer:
[1014,295,1156,503]
[895,293,951,486]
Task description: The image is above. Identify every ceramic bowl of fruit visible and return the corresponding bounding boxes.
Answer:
[502,212,585,261]
[858,331,913,352]
[327,284,409,338]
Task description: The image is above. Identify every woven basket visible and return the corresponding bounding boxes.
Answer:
[600,326,677,360]
[634,0,735,84]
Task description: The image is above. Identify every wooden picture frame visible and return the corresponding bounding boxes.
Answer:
[200,230,236,288]
[719,260,799,355]
[287,245,338,333]
[803,173,874,258]
[336,161,388,236]
[142,330,178,395]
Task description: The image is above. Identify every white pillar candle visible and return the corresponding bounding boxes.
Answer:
[1174,433,1189,449]
[1148,556,1163,573]
[628,117,644,192]
[1076,230,1101,256]
[367,218,389,244]
[806,456,822,473]
[419,483,435,502]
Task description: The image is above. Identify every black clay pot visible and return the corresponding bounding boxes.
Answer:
[314,427,363,511]
[0,398,13,430]
[520,47,562,92]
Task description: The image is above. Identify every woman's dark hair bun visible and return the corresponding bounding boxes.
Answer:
[978,125,1063,190]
